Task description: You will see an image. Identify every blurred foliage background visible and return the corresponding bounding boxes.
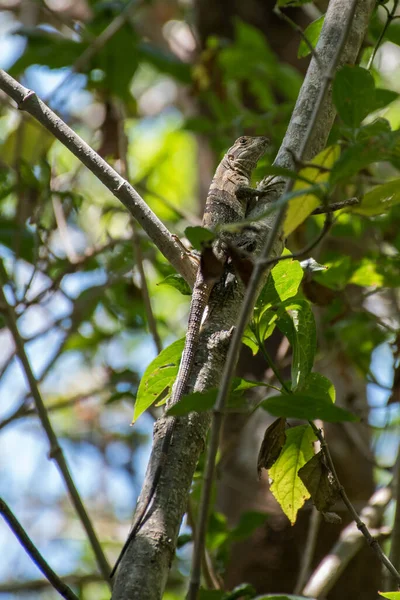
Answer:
[1,1,400,599]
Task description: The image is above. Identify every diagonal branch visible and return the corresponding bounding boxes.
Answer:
[302,487,392,597]
[0,498,79,600]
[0,260,111,583]
[0,69,197,287]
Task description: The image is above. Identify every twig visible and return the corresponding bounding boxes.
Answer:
[0,573,103,594]
[367,0,400,70]
[0,497,79,600]
[311,197,359,214]
[0,260,111,583]
[188,1,364,597]
[310,423,400,586]
[19,236,128,310]
[0,69,197,287]
[294,507,321,594]
[117,101,163,355]
[274,7,322,68]
[186,501,222,591]
[302,487,392,597]
[259,211,333,270]
[0,386,110,431]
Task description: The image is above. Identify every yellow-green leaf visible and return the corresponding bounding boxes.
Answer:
[284,145,339,236]
[269,424,316,524]
[379,593,400,600]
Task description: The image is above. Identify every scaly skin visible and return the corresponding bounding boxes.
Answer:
[111,136,269,577]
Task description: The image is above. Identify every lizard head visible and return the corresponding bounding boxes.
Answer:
[226,136,269,172]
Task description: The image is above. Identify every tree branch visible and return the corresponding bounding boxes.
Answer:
[0,261,111,583]
[0,497,79,600]
[0,69,197,287]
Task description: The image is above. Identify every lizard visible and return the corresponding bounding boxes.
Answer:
[110,135,269,578]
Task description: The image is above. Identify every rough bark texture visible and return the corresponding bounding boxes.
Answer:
[112,1,376,598]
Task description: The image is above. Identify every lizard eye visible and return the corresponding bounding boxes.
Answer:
[239,137,247,145]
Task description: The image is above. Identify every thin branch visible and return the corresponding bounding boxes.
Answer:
[0,498,79,600]
[0,573,103,594]
[311,423,400,586]
[0,386,110,431]
[186,501,222,591]
[294,507,321,594]
[19,236,129,310]
[274,7,322,68]
[117,101,163,355]
[367,0,400,70]
[188,2,362,595]
[0,69,197,287]
[131,230,163,353]
[311,197,359,214]
[258,211,333,270]
[0,261,111,583]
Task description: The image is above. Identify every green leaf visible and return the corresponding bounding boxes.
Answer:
[299,372,335,403]
[242,325,261,355]
[379,593,400,600]
[185,226,215,251]
[269,425,316,524]
[258,252,304,310]
[249,254,303,350]
[277,300,316,389]
[167,388,218,416]
[133,338,185,422]
[385,18,400,46]
[298,16,324,58]
[332,66,375,128]
[373,89,399,111]
[261,393,357,422]
[167,378,265,416]
[157,274,192,295]
[352,179,400,216]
